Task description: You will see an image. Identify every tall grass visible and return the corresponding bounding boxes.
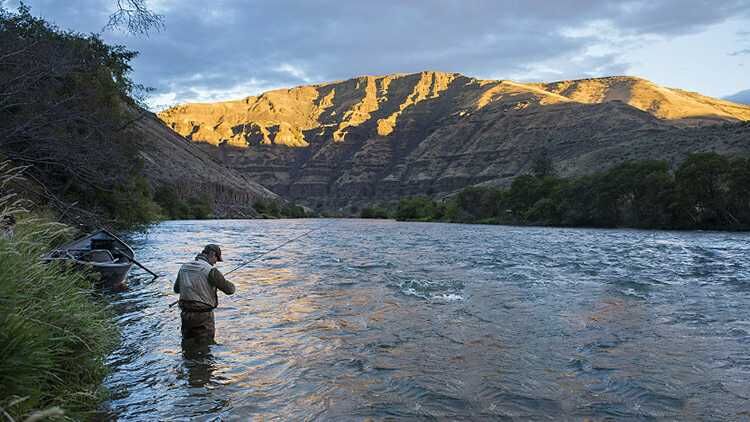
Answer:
[0,163,118,421]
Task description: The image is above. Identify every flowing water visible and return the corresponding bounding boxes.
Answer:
[101,219,750,420]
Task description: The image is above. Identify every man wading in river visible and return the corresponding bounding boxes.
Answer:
[174,244,235,343]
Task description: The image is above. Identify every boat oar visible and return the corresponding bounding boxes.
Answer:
[128,256,159,278]
[115,250,159,279]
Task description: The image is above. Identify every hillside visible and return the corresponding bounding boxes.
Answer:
[537,76,750,125]
[0,8,277,227]
[159,71,750,211]
[128,110,277,217]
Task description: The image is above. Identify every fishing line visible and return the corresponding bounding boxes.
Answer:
[223,224,328,305]
[224,227,318,276]
[169,223,325,308]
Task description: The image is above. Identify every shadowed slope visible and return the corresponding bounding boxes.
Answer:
[129,111,278,217]
[725,89,750,105]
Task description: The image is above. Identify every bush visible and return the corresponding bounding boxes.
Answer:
[423,154,750,230]
[0,5,153,227]
[154,185,190,219]
[254,199,308,218]
[360,206,390,219]
[395,196,441,221]
[107,175,163,226]
[454,187,505,221]
[674,153,732,227]
[281,203,308,218]
[154,186,213,220]
[0,188,117,419]
[253,199,280,217]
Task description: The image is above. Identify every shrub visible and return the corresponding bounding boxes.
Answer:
[253,199,280,217]
[0,175,117,420]
[254,199,308,218]
[281,203,308,218]
[426,154,750,230]
[0,5,153,227]
[153,186,213,220]
[395,196,440,221]
[360,206,390,219]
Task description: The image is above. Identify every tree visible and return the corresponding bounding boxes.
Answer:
[0,5,153,226]
[675,153,731,227]
[395,197,439,221]
[106,0,164,35]
[507,175,562,221]
[726,157,750,227]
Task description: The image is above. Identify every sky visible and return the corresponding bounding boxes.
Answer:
[5,0,750,110]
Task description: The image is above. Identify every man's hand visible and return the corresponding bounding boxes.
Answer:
[208,268,235,295]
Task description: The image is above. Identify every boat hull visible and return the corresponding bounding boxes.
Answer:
[43,229,135,288]
[75,261,132,287]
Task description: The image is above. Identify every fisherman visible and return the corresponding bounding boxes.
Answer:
[174,244,235,343]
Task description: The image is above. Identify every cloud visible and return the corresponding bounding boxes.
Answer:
[14,0,750,109]
[156,77,282,105]
[729,48,750,56]
[274,63,313,84]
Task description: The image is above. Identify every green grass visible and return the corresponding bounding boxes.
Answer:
[0,194,118,419]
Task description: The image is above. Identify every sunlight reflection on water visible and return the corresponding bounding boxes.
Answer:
[101,219,750,420]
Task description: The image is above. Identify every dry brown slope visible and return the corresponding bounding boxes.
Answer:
[161,73,750,149]
[159,71,579,148]
[537,76,750,125]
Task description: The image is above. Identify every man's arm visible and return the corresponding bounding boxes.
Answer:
[208,268,235,295]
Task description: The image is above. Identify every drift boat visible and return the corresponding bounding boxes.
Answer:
[44,229,134,287]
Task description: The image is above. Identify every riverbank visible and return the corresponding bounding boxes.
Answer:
[0,195,118,420]
[374,154,750,231]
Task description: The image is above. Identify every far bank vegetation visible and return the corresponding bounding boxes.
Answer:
[364,153,750,231]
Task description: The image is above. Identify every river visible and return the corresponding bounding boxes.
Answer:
[101,219,750,420]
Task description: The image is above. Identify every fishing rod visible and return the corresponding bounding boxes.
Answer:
[169,226,321,308]
[224,227,318,275]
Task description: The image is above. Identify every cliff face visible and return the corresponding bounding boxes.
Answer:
[128,111,278,217]
[158,71,750,210]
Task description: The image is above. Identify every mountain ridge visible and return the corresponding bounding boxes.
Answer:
[158,71,750,211]
[725,89,750,105]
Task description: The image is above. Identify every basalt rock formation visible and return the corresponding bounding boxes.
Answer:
[159,71,750,211]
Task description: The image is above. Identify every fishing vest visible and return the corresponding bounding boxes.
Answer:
[177,258,217,308]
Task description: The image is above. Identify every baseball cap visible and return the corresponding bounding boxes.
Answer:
[203,244,223,261]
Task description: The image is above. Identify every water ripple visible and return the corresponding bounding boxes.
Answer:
[99,220,750,420]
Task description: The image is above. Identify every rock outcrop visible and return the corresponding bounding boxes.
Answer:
[158,71,750,211]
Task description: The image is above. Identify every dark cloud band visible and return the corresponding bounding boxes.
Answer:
[13,0,750,108]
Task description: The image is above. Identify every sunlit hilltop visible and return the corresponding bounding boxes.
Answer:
[160,71,750,149]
